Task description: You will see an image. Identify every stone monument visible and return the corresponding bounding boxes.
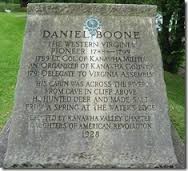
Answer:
[3,3,178,168]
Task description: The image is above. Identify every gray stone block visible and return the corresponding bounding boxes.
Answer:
[2,3,179,168]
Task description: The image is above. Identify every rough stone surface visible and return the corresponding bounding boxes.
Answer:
[0,119,11,167]
[1,121,184,168]
[171,125,186,168]
[28,3,157,16]
[3,3,178,168]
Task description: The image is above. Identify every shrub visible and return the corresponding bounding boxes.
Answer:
[0,3,26,12]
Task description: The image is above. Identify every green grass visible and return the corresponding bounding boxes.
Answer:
[0,12,185,141]
[164,72,185,141]
[0,12,26,128]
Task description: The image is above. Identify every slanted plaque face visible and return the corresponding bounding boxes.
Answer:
[3,3,177,168]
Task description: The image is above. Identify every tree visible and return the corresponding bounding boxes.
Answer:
[20,0,29,7]
[157,0,185,72]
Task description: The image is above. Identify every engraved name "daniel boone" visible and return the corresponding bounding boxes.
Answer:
[42,30,140,39]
